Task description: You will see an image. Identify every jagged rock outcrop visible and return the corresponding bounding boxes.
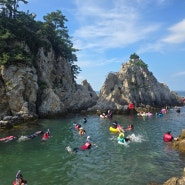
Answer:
[0,47,98,127]
[88,59,182,114]
[36,48,97,117]
[172,129,185,153]
[162,167,185,185]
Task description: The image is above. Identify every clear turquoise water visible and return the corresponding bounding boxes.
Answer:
[1,107,185,185]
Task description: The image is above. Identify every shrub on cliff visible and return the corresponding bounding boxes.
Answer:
[0,0,80,79]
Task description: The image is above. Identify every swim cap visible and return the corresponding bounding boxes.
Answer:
[87,136,90,139]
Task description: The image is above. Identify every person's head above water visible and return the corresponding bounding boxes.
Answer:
[113,121,118,125]
[119,133,124,138]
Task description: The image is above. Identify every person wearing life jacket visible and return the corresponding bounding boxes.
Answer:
[73,122,81,130]
[42,129,50,141]
[80,141,92,151]
[117,133,131,143]
[117,133,125,143]
[161,108,167,114]
[0,135,17,142]
[13,170,27,185]
[125,124,134,131]
[72,140,92,153]
[42,132,49,140]
[163,131,173,142]
[111,121,124,132]
[128,102,135,110]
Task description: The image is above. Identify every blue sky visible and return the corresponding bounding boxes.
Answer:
[19,0,185,91]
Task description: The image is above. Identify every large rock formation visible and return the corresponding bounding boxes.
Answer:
[0,47,98,127]
[163,169,185,185]
[172,129,185,153]
[89,58,182,114]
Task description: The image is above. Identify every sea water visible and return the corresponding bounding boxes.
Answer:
[0,102,185,184]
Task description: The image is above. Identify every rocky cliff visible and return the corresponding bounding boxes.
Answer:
[0,47,98,128]
[88,58,182,114]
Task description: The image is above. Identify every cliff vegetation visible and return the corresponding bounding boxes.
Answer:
[0,0,98,128]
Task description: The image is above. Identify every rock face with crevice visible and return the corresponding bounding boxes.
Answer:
[88,59,182,114]
[0,47,98,128]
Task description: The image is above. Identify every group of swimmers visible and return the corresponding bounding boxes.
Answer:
[111,121,134,144]
[0,130,51,184]
[137,108,168,117]
[66,117,92,154]
[99,110,113,119]
[100,110,134,144]
[73,121,86,136]
[0,129,50,143]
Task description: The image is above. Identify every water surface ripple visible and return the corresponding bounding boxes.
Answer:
[0,107,185,185]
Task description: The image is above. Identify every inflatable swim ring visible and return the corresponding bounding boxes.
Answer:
[109,126,119,133]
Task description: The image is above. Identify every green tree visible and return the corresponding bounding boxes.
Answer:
[0,0,28,18]
[43,10,80,78]
[129,53,139,60]
[0,3,80,79]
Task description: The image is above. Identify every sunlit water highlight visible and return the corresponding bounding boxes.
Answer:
[0,107,185,185]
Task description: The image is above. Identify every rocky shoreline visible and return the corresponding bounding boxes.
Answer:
[147,128,185,185]
[1,55,183,129]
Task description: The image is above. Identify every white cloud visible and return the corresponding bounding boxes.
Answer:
[77,56,123,68]
[162,19,185,44]
[172,71,185,77]
[72,0,159,52]
[137,19,185,53]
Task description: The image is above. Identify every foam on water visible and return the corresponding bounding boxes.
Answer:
[128,133,145,143]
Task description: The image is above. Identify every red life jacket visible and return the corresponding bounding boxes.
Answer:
[0,135,15,141]
[75,124,81,130]
[80,142,91,150]
[13,179,27,185]
[128,102,135,110]
[163,133,173,142]
[42,133,49,140]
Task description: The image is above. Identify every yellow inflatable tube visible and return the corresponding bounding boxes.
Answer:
[109,126,119,133]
